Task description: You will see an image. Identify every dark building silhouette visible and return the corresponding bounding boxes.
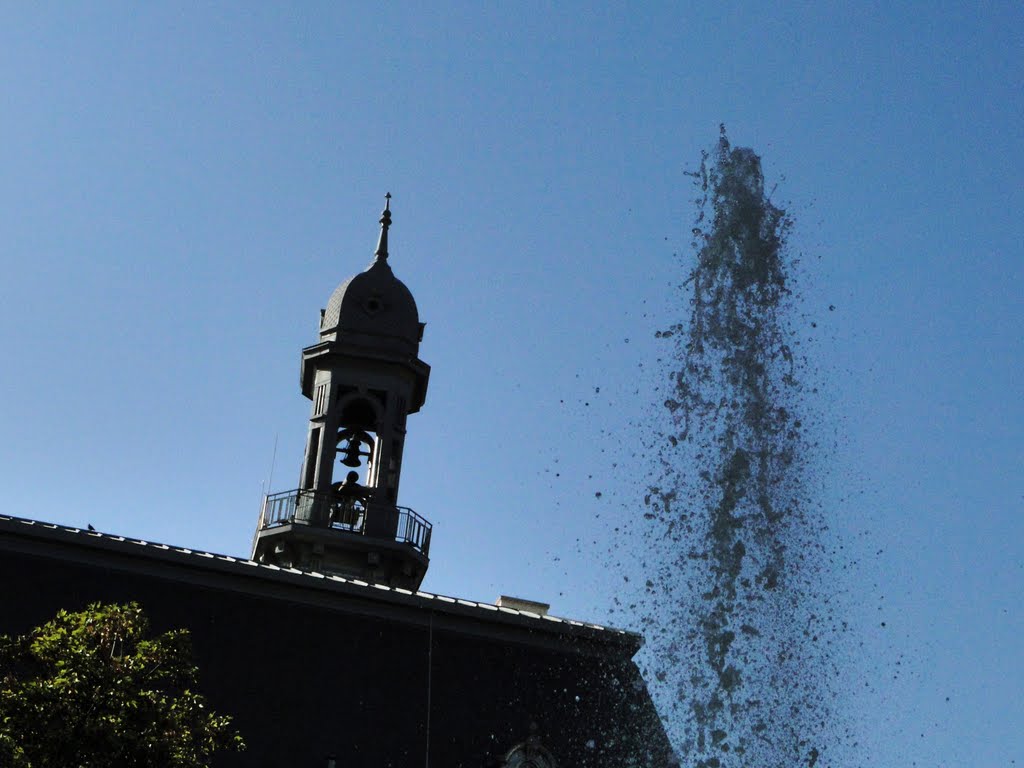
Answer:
[0,198,673,768]
[253,194,431,590]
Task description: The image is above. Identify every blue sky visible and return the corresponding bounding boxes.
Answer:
[1,3,1021,765]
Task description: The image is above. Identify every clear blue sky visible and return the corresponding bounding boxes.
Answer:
[1,3,1020,765]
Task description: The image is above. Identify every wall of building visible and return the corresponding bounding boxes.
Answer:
[0,545,671,768]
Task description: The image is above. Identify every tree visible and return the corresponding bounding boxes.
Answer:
[0,602,244,767]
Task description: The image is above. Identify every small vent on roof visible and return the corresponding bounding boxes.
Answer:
[496,596,550,615]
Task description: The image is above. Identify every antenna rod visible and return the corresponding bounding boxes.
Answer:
[267,433,279,491]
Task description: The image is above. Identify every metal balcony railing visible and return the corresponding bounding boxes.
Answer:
[258,488,432,557]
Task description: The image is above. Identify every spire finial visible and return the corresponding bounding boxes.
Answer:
[375,192,392,261]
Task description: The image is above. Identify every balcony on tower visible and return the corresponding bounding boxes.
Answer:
[252,488,432,589]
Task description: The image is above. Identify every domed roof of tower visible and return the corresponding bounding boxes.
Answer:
[320,194,422,353]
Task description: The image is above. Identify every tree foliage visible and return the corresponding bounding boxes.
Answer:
[0,602,243,767]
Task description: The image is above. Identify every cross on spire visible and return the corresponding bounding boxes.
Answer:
[375,193,392,261]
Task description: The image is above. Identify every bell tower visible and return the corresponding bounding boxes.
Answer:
[252,195,432,589]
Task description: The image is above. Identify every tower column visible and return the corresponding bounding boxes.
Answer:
[313,386,341,494]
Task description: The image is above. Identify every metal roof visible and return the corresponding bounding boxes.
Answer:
[0,513,641,655]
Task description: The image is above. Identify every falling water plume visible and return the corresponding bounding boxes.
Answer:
[638,127,839,767]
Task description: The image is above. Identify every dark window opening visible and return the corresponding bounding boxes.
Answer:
[340,398,377,430]
[303,428,321,489]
